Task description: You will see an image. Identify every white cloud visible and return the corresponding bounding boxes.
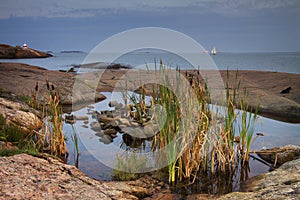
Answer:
[0,0,299,19]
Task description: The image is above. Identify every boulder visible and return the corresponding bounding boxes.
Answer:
[0,97,42,135]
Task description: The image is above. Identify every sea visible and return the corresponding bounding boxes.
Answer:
[0,51,300,74]
[1,50,299,193]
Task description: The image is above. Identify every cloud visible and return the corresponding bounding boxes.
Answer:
[210,0,300,15]
[0,0,299,19]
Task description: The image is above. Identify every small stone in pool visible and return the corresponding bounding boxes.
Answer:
[103,129,117,135]
[99,135,113,144]
[108,101,118,107]
[95,132,104,137]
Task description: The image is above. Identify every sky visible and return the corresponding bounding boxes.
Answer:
[0,0,300,52]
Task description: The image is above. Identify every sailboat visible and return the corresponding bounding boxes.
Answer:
[211,47,217,55]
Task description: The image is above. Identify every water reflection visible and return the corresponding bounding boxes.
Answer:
[63,92,300,194]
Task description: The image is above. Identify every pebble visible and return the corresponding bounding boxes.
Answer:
[95,132,104,137]
[108,100,118,107]
[74,115,88,120]
[99,135,113,144]
[103,129,118,135]
[90,122,102,132]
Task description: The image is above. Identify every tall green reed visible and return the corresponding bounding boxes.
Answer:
[238,99,258,163]
[70,124,79,167]
[127,63,258,184]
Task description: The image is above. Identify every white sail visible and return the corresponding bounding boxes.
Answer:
[211,47,217,55]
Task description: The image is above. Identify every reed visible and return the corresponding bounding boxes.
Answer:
[70,124,79,167]
[1,81,68,160]
[238,99,258,163]
[31,80,68,159]
[127,63,258,184]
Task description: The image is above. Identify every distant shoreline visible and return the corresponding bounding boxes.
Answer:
[0,44,52,59]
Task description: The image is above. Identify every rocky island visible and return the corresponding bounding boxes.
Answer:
[0,44,52,59]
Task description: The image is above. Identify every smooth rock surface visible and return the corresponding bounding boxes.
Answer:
[0,154,299,199]
[0,62,106,107]
[0,97,42,134]
[217,158,300,200]
[1,62,299,121]
[0,154,169,200]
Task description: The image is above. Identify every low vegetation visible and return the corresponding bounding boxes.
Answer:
[0,114,39,156]
[117,61,259,185]
[0,80,68,160]
[30,80,68,159]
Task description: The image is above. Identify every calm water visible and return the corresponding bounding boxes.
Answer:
[0,51,300,74]
[1,50,299,194]
[64,92,300,193]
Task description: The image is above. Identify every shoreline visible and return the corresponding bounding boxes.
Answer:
[0,61,299,199]
[0,62,299,123]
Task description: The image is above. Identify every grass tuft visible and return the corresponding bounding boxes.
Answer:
[125,63,258,184]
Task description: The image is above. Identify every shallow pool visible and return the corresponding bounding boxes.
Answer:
[63,92,300,193]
